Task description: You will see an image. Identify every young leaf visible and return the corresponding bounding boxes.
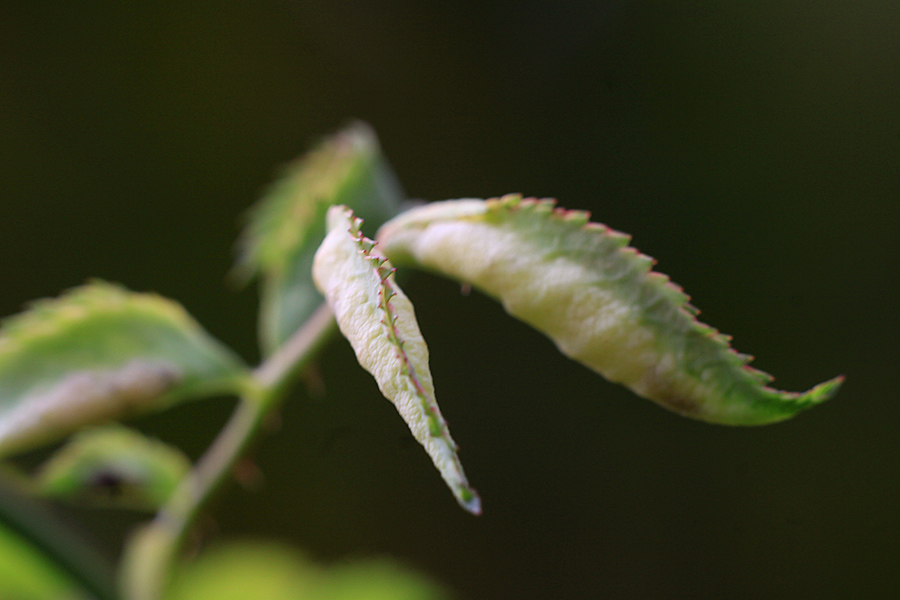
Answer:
[0,282,247,456]
[313,205,480,514]
[36,424,191,510]
[236,122,405,356]
[377,195,843,425]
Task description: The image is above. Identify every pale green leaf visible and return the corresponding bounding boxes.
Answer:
[236,122,404,355]
[165,543,318,600]
[165,542,451,600]
[377,195,843,425]
[36,424,190,510]
[0,281,247,456]
[313,206,480,514]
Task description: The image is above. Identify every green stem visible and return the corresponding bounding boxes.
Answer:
[119,303,335,600]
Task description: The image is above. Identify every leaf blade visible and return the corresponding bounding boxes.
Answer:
[377,195,842,425]
[0,282,247,456]
[313,205,480,513]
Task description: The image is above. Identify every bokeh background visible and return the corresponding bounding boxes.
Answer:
[1,2,898,598]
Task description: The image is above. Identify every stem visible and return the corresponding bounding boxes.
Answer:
[255,303,336,392]
[119,304,335,600]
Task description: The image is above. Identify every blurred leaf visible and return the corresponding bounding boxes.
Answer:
[236,121,404,355]
[0,519,85,600]
[36,424,190,510]
[0,281,248,457]
[313,206,479,514]
[377,195,842,425]
[165,542,451,600]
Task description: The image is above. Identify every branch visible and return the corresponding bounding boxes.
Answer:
[119,303,335,600]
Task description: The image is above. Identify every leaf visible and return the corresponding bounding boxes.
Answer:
[36,424,191,510]
[165,543,319,600]
[376,195,843,425]
[236,122,405,356]
[313,206,480,514]
[0,520,86,600]
[0,281,247,456]
[165,542,451,600]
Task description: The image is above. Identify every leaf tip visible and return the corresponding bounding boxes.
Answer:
[794,374,845,406]
[458,486,482,516]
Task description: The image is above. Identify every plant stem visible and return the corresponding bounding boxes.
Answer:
[119,304,335,600]
[255,303,337,392]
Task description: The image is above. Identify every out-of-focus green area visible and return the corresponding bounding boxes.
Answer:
[0,2,897,599]
[0,521,81,600]
[166,542,451,600]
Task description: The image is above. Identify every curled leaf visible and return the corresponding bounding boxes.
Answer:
[377,195,842,425]
[0,282,247,456]
[313,205,480,514]
[36,424,191,510]
[236,122,404,355]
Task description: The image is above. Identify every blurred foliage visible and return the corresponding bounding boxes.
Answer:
[0,282,247,458]
[236,122,403,355]
[0,520,82,600]
[37,425,190,511]
[165,542,451,600]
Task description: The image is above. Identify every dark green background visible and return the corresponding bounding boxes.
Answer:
[1,2,897,598]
